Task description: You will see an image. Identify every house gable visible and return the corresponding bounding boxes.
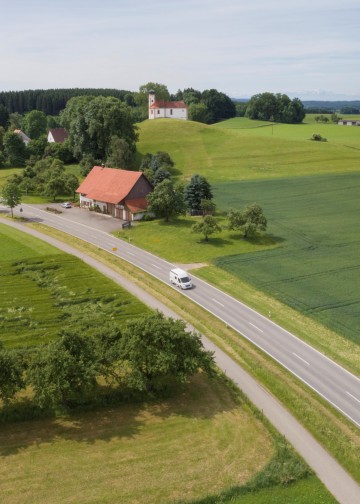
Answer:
[47,128,68,143]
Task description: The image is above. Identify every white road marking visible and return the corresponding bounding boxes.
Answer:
[151,263,161,270]
[212,298,224,307]
[126,251,134,256]
[346,391,360,404]
[293,352,310,366]
[249,322,264,333]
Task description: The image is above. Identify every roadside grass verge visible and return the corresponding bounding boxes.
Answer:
[0,223,149,348]
[25,223,360,483]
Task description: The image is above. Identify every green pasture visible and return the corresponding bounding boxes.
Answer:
[212,171,360,344]
[116,216,277,263]
[213,115,360,147]
[137,119,360,183]
[0,223,148,348]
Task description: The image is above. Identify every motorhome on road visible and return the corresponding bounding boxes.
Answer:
[170,268,192,290]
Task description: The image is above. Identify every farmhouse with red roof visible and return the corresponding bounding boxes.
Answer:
[148,91,188,120]
[76,166,153,221]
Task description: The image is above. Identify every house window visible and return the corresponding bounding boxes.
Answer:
[157,110,160,114]
[170,109,173,115]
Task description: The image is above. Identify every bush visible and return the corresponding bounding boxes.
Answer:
[310,133,327,142]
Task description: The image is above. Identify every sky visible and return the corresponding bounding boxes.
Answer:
[1,0,360,100]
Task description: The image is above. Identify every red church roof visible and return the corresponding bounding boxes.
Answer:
[149,100,188,109]
[76,166,145,205]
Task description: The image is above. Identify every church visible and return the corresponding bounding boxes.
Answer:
[148,90,188,120]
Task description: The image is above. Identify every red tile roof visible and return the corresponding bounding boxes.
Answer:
[149,100,188,109]
[76,166,144,204]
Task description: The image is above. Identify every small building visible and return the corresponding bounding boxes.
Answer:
[76,166,153,221]
[47,128,69,143]
[338,119,360,126]
[148,91,188,120]
[13,129,31,146]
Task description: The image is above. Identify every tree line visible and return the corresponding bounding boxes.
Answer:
[0,312,214,413]
[0,88,131,115]
[0,84,236,125]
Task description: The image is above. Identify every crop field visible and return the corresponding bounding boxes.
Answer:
[213,171,360,344]
[0,223,149,347]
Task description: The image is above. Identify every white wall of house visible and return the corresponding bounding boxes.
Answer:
[149,107,188,120]
[47,131,55,142]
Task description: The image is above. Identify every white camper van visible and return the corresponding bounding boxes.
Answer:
[169,268,192,290]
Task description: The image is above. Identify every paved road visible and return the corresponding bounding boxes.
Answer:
[9,203,359,428]
[1,214,360,504]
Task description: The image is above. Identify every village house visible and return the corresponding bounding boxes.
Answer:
[47,128,69,143]
[148,90,188,120]
[76,166,153,221]
[338,119,360,126]
[13,129,31,145]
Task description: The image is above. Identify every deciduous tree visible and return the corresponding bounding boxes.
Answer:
[121,312,214,393]
[1,181,22,217]
[191,215,222,242]
[23,110,47,139]
[27,332,99,408]
[147,179,186,222]
[228,204,267,238]
[0,344,24,405]
[3,131,27,166]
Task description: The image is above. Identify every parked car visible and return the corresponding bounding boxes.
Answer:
[61,202,72,208]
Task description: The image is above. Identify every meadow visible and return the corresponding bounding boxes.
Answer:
[137,117,360,182]
[0,223,148,347]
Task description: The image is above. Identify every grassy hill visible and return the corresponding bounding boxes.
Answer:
[137,118,360,182]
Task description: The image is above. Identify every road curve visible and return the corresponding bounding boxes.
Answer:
[8,203,360,429]
[1,215,359,504]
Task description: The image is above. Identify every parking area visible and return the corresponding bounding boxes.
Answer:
[27,203,126,233]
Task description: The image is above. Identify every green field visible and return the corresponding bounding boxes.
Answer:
[213,115,360,147]
[0,223,149,347]
[212,171,360,344]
